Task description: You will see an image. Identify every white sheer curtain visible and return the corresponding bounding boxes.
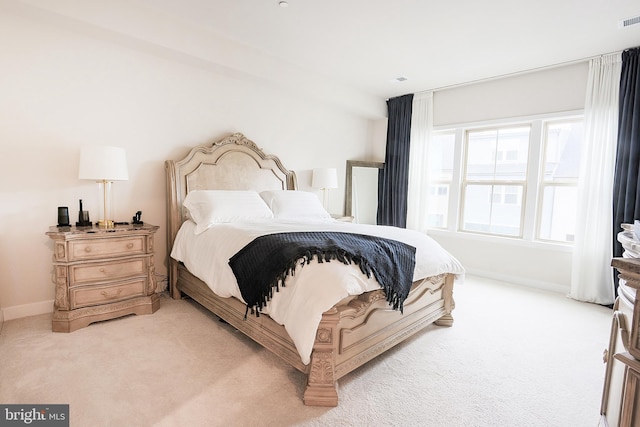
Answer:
[570,52,621,305]
[406,91,433,231]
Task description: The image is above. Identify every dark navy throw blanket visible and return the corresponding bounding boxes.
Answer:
[228,231,416,318]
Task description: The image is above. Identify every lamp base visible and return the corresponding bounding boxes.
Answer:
[321,188,329,211]
[97,220,116,229]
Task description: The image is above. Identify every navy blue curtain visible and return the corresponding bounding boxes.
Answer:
[613,47,640,279]
[377,94,413,227]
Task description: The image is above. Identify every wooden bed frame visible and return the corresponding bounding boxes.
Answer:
[165,132,456,406]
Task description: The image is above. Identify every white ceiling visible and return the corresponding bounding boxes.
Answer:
[137,0,639,99]
[8,0,640,117]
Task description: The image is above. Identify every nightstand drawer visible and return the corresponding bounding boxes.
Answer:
[70,258,147,285]
[70,278,146,309]
[68,235,146,261]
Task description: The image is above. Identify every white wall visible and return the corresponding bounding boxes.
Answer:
[0,10,375,319]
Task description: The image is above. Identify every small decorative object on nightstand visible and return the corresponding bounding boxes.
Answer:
[46,223,159,332]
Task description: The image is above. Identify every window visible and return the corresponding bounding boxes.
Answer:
[427,114,583,244]
[462,126,530,237]
[537,120,583,242]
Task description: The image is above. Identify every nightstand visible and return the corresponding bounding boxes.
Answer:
[46,224,160,332]
[331,214,355,223]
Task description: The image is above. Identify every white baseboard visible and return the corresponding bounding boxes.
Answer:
[3,300,54,321]
[464,268,570,295]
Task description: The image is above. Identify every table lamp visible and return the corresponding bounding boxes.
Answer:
[312,167,338,210]
[78,146,129,228]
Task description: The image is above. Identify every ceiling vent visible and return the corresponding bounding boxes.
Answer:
[619,14,640,28]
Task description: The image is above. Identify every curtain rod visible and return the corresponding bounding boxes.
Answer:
[414,50,624,96]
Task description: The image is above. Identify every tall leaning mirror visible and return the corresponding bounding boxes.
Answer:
[345,160,384,224]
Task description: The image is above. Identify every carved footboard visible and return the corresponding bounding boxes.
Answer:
[304,273,455,406]
[175,265,455,407]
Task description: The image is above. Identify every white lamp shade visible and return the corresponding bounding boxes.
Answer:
[78,146,129,181]
[312,168,338,189]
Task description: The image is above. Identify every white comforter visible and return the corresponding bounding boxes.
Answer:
[170,219,464,364]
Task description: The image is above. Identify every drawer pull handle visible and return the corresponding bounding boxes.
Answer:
[126,243,134,249]
[99,267,106,273]
[84,247,92,252]
[101,289,122,300]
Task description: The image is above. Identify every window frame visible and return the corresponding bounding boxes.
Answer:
[428,111,583,246]
[534,118,584,243]
[459,124,531,238]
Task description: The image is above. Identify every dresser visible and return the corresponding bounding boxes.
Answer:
[601,227,640,426]
[46,224,160,332]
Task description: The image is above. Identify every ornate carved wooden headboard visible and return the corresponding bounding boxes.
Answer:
[165,132,297,289]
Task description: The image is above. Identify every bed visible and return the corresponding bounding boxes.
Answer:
[165,132,464,406]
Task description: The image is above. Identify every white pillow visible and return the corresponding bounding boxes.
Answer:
[183,190,273,234]
[260,190,332,221]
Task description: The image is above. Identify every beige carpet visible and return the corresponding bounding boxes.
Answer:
[0,275,611,427]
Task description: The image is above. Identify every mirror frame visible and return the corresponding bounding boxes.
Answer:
[345,160,384,218]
